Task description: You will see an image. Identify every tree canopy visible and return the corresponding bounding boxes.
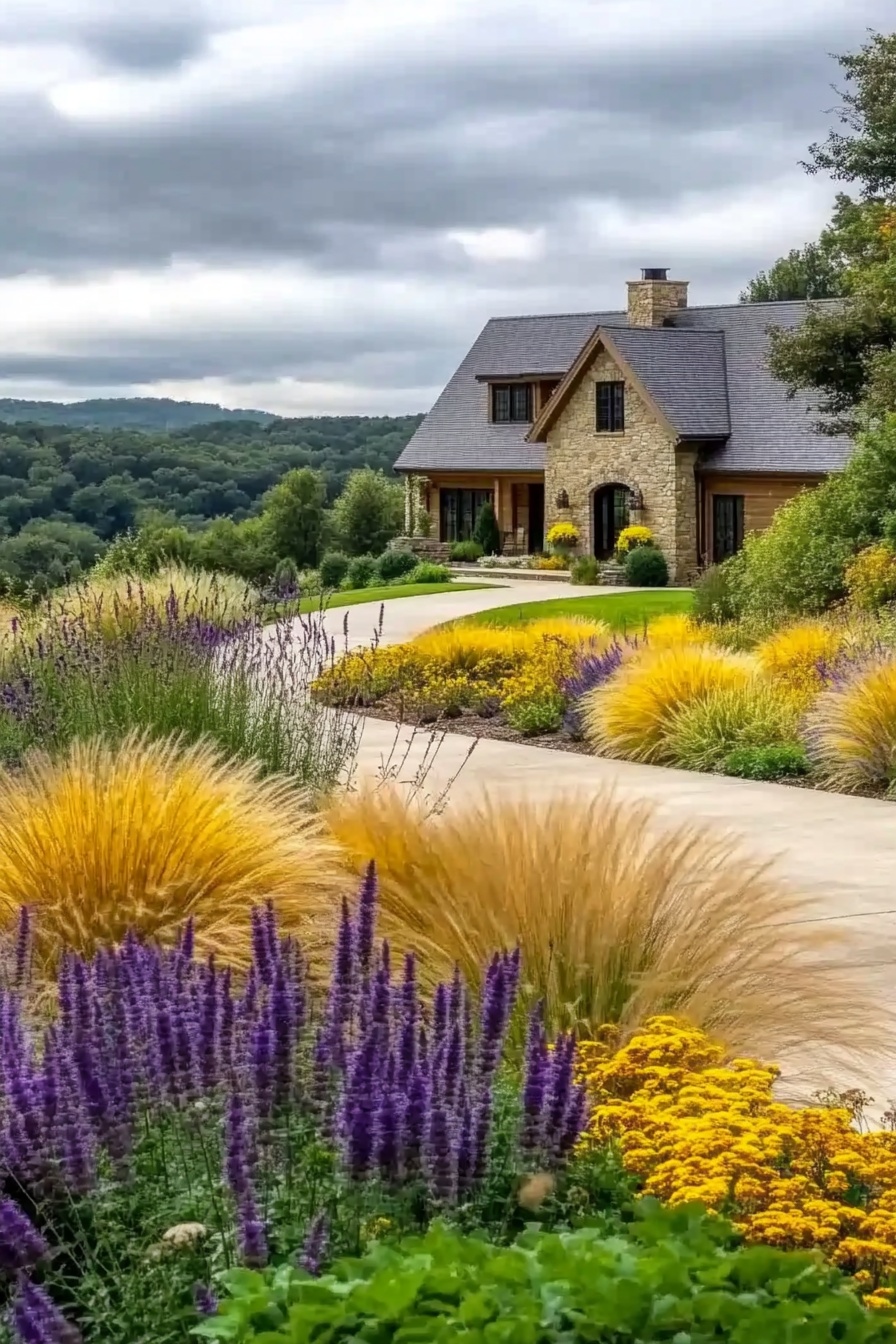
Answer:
[0,414,421,594]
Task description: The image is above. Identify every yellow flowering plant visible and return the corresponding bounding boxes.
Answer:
[846,543,896,612]
[545,521,580,549]
[615,524,654,555]
[578,1016,896,1306]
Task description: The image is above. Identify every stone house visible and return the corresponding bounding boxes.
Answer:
[393,270,851,582]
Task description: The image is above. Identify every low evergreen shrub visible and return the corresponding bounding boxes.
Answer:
[403,561,451,584]
[345,554,378,589]
[473,501,501,556]
[376,548,418,582]
[624,545,668,587]
[449,540,484,562]
[319,551,350,589]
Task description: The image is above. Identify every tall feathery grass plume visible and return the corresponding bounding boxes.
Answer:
[581,644,755,763]
[326,786,887,1066]
[0,731,346,977]
[755,621,844,695]
[49,565,259,636]
[640,613,716,649]
[805,657,896,792]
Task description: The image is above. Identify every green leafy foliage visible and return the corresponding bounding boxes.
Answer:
[569,555,600,585]
[345,554,378,589]
[450,540,484,562]
[198,1202,892,1343]
[261,469,327,570]
[403,562,450,584]
[624,545,668,588]
[329,468,405,557]
[723,743,811,780]
[740,239,846,303]
[375,548,418,582]
[319,551,351,589]
[0,396,275,431]
[692,562,742,624]
[473,501,501,556]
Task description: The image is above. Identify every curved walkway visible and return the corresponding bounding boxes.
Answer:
[321,583,896,1102]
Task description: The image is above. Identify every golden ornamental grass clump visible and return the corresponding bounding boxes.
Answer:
[521,616,612,649]
[663,680,805,773]
[581,645,756,763]
[326,786,883,1062]
[643,613,716,649]
[755,621,843,695]
[0,732,346,977]
[805,658,896,792]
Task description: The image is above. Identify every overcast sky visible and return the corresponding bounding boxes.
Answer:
[0,0,891,417]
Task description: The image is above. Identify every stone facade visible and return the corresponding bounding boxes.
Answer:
[543,347,698,582]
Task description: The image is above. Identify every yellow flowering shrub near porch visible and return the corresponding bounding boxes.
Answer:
[578,1016,896,1308]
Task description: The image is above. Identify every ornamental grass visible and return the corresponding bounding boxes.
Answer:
[755,620,844,694]
[581,645,755,764]
[805,658,896,792]
[49,565,258,636]
[663,680,805,773]
[578,1015,896,1309]
[0,732,346,977]
[326,786,882,1062]
[641,612,716,649]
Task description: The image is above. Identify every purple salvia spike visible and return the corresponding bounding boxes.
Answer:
[13,908,32,990]
[179,916,195,963]
[402,1064,427,1178]
[477,958,509,1082]
[375,1086,401,1184]
[271,961,294,1109]
[432,982,449,1048]
[521,1003,549,1160]
[250,1000,275,1123]
[250,906,272,986]
[425,1097,456,1204]
[345,1099,375,1180]
[0,1199,49,1274]
[557,1081,588,1160]
[456,1092,474,1195]
[443,1021,463,1112]
[198,966,220,1092]
[544,1033,575,1161]
[298,1213,328,1276]
[10,1276,81,1344]
[471,1091,493,1185]
[355,861,378,989]
[219,969,235,1072]
[224,1088,254,1201]
[448,964,464,1028]
[236,1194,268,1268]
[193,1284,218,1318]
[326,897,354,1053]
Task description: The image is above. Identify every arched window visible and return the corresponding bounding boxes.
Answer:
[592,484,630,559]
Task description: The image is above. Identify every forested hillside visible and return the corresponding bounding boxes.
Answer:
[0,413,423,591]
[0,397,274,431]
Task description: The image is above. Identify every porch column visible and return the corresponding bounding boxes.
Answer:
[404,475,413,534]
[493,476,501,529]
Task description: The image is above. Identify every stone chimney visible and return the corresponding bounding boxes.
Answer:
[626,268,689,327]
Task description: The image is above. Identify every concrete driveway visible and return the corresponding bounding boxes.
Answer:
[314,582,896,1103]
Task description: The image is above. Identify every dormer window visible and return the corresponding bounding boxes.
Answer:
[492,383,532,423]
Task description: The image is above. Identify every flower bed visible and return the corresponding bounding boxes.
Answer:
[315,605,896,796]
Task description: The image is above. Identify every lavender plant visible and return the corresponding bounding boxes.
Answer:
[0,873,586,1344]
[0,580,358,792]
[562,640,631,738]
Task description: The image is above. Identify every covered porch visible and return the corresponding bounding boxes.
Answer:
[405,472,546,554]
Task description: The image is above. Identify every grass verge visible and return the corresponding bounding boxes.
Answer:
[294,581,493,615]
[457,588,693,633]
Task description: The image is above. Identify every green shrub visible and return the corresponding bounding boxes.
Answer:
[376,548,418,582]
[503,690,565,735]
[450,539,484,562]
[570,554,600,585]
[473,500,501,556]
[319,551,351,589]
[693,561,740,624]
[403,561,451,584]
[200,1202,892,1343]
[723,743,811,780]
[624,545,668,587]
[345,554,378,589]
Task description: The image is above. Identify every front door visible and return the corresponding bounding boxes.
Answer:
[528,484,544,553]
[593,484,629,559]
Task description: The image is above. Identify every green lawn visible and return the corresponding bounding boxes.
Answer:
[298,581,493,614]
[459,588,693,633]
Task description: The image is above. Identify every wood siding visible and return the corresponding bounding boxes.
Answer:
[699,472,824,565]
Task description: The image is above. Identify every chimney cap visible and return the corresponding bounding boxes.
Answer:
[641,267,668,281]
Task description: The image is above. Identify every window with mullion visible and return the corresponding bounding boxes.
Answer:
[596,381,625,433]
[492,383,532,423]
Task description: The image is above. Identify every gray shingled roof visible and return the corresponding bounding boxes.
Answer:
[393,298,852,475]
[604,326,730,440]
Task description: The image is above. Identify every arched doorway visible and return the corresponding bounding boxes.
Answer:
[592,484,630,559]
